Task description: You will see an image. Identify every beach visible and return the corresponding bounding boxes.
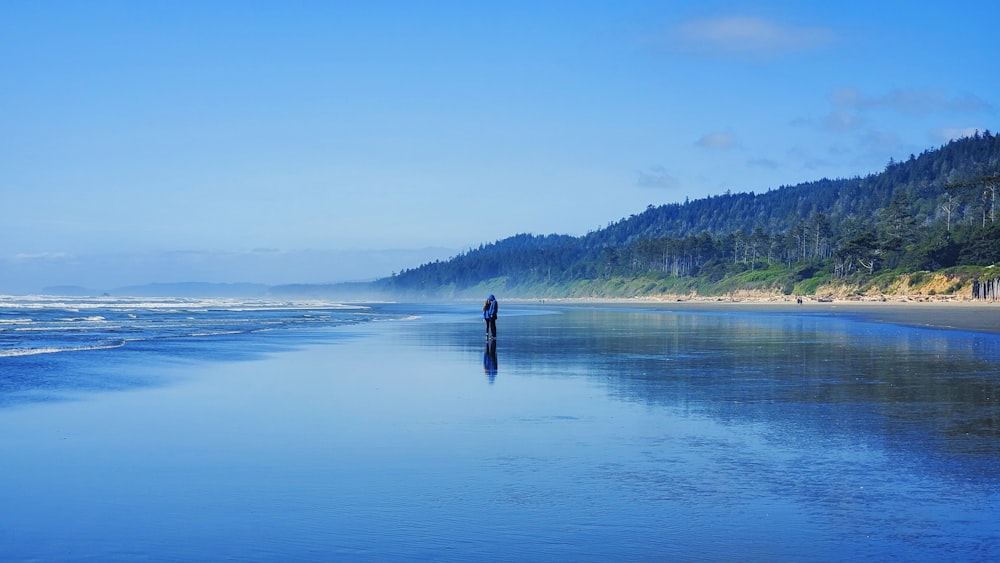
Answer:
[514,297,1000,334]
[0,301,997,560]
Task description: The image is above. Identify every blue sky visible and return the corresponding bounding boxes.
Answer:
[2,1,998,292]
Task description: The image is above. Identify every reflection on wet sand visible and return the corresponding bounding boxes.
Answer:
[456,305,1000,469]
[483,339,497,383]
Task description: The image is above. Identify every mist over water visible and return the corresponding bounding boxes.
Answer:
[0,302,997,560]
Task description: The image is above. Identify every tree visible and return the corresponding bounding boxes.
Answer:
[835,231,879,277]
[983,172,1000,225]
[880,191,916,242]
[809,212,832,261]
[939,193,961,232]
[947,172,1000,228]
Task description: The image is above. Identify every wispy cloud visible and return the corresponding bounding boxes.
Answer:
[787,147,836,171]
[12,252,71,262]
[830,87,991,116]
[747,157,779,170]
[662,15,836,60]
[794,88,991,142]
[636,166,679,189]
[696,131,739,150]
[823,110,864,133]
[858,130,904,154]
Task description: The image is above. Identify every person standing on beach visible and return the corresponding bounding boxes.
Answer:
[483,294,498,340]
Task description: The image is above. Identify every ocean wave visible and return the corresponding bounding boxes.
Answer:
[0,296,366,311]
[0,298,404,361]
[187,330,246,337]
[0,340,127,358]
[14,325,124,332]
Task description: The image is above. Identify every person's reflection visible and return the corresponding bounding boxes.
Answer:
[483,339,498,383]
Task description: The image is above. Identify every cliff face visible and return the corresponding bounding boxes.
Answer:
[808,271,990,302]
[589,269,996,303]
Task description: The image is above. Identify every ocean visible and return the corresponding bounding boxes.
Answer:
[0,298,998,561]
[0,296,412,407]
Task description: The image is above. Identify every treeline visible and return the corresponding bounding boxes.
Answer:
[375,132,1000,298]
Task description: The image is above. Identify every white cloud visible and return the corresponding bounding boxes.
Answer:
[636,166,679,189]
[664,15,836,60]
[823,110,863,133]
[696,131,738,150]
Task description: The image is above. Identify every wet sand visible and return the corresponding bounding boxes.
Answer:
[2,302,997,560]
[660,301,1000,334]
[513,298,1000,335]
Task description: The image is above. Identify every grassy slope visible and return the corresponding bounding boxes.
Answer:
[461,265,1000,301]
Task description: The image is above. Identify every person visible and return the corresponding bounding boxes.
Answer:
[482,294,498,340]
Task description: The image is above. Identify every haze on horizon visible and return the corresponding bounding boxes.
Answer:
[2,1,997,294]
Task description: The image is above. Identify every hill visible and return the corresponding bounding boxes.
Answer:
[274,132,1000,301]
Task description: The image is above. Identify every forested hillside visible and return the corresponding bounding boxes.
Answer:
[285,132,1000,300]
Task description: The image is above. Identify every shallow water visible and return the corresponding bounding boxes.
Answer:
[0,302,997,560]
